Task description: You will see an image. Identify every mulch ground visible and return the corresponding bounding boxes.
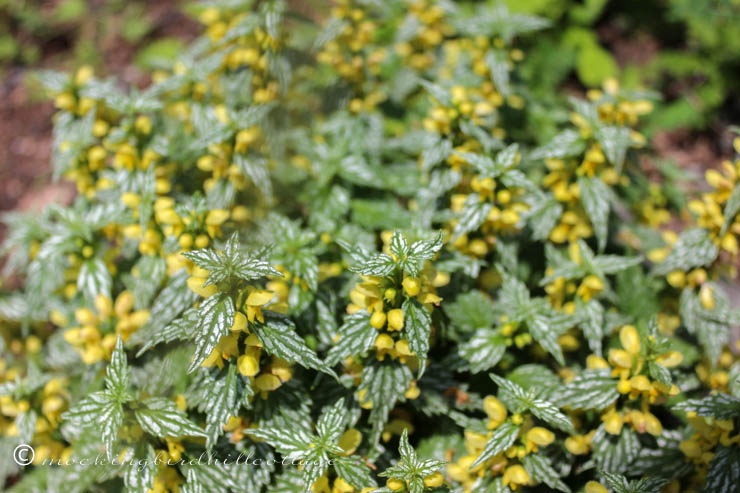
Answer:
[0,1,197,243]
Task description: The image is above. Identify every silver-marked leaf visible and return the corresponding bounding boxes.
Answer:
[556,369,619,411]
[403,298,432,369]
[578,176,610,251]
[325,312,377,366]
[187,293,234,373]
[529,398,575,434]
[135,397,206,439]
[471,421,520,468]
[522,453,571,493]
[459,329,507,373]
[255,318,336,377]
[653,229,718,276]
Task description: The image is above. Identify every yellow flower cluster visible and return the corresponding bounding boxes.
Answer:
[607,325,681,401]
[62,292,149,364]
[680,412,739,482]
[696,349,737,391]
[186,265,296,398]
[688,139,740,257]
[448,396,555,492]
[196,6,280,103]
[349,267,445,357]
[0,354,69,464]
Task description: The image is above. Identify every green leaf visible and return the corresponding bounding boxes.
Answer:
[594,254,643,274]
[301,448,330,493]
[136,307,199,356]
[578,299,605,356]
[187,293,234,373]
[254,318,336,377]
[380,429,445,493]
[63,391,123,460]
[459,329,507,373]
[403,298,432,369]
[674,393,740,419]
[506,364,560,401]
[77,258,112,303]
[529,398,575,434]
[334,456,377,490]
[485,50,510,97]
[182,233,281,286]
[490,373,530,413]
[136,271,198,345]
[350,199,412,230]
[179,469,205,493]
[522,453,571,493]
[247,423,313,457]
[403,234,443,277]
[358,360,413,427]
[350,253,396,276]
[591,425,640,473]
[470,421,520,468]
[316,399,348,444]
[721,182,740,236]
[184,456,240,491]
[325,312,377,366]
[702,446,740,493]
[653,229,718,276]
[235,154,272,197]
[526,193,563,240]
[390,233,410,260]
[106,336,131,397]
[594,125,631,170]
[529,314,565,365]
[601,471,670,493]
[648,361,672,386]
[420,137,452,171]
[601,472,630,493]
[452,195,493,241]
[556,370,619,411]
[202,364,239,447]
[578,176,610,251]
[135,397,206,439]
[679,287,729,365]
[420,80,452,106]
[444,290,496,333]
[122,444,157,493]
[530,130,585,160]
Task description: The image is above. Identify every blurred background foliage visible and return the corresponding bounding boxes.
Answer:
[507,0,740,136]
[0,0,190,77]
[0,0,739,219]
[0,0,196,221]
[0,0,738,131]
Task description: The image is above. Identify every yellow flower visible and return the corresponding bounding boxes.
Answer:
[576,275,604,301]
[424,472,444,487]
[246,289,274,323]
[525,427,554,453]
[564,435,590,455]
[386,478,405,491]
[387,309,405,331]
[338,429,362,455]
[502,464,530,490]
[402,277,421,296]
[602,409,623,435]
[483,396,507,429]
[585,481,608,493]
[230,312,247,332]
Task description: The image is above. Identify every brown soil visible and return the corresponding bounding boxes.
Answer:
[0,1,198,243]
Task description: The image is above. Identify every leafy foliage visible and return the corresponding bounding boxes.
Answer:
[1,1,740,493]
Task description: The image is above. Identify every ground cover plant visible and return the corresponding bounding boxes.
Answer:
[1,1,740,492]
